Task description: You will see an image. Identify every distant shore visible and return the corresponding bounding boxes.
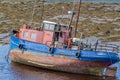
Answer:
[0,0,120,3]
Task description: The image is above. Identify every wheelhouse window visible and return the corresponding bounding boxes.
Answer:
[43,23,55,31]
[31,32,36,39]
[49,24,55,31]
[44,23,49,30]
[23,31,28,38]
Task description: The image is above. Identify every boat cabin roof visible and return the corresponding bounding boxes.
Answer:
[43,20,70,27]
[43,21,57,25]
[42,20,72,32]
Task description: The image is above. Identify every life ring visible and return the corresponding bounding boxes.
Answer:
[19,44,23,49]
[76,51,81,58]
[49,47,54,54]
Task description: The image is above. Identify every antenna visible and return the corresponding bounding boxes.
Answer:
[41,0,47,21]
[74,0,82,37]
[60,6,64,23]
[29,0,37,26]
[59,0,67,23]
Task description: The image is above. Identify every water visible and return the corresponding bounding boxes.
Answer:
[76,0,120,3]
[0,44,117,80]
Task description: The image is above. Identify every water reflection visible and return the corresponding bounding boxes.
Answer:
[0,44,116,80]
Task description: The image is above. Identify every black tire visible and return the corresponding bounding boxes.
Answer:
[12,30,18,34]
[19,44,23,49]
[49,47,54,54]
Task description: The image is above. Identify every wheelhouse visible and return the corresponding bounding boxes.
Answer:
[18,21,72,47]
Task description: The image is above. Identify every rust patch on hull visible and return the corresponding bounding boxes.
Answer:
[10,50,116,76]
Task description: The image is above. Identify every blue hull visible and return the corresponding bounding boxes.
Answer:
[10,35,120,65]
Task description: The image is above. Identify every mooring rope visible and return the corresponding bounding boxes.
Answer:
[5,45,11,63]
[106,50,113,64]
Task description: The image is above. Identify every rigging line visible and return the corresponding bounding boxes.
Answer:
[107,51,113,64]
[29,0,37,26]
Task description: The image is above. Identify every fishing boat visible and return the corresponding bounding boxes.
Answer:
[10,0,120,77]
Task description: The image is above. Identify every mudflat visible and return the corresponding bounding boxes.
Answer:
[0,1,120,41]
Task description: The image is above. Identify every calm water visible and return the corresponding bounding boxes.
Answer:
[75,0,120,3]
[0,44,117,80]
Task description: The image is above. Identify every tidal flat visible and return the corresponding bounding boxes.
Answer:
[0,1,120,42]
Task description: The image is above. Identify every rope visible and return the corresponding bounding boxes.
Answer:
[5,45,11,63]
[102,68,107,79]
[106,50,113,64]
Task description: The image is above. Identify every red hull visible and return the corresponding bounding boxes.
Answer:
[10,50,116,76]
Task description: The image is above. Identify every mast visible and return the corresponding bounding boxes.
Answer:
[68,11,75,29]
[74,0,82,37]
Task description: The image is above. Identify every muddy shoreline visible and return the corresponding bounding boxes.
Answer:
[0,2,120,42]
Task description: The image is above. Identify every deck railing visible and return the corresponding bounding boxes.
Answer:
[45,40,120,53]
[91,43,120,53]
[45,41,65,48]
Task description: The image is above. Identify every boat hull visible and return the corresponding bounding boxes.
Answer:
[10,49,116,76]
